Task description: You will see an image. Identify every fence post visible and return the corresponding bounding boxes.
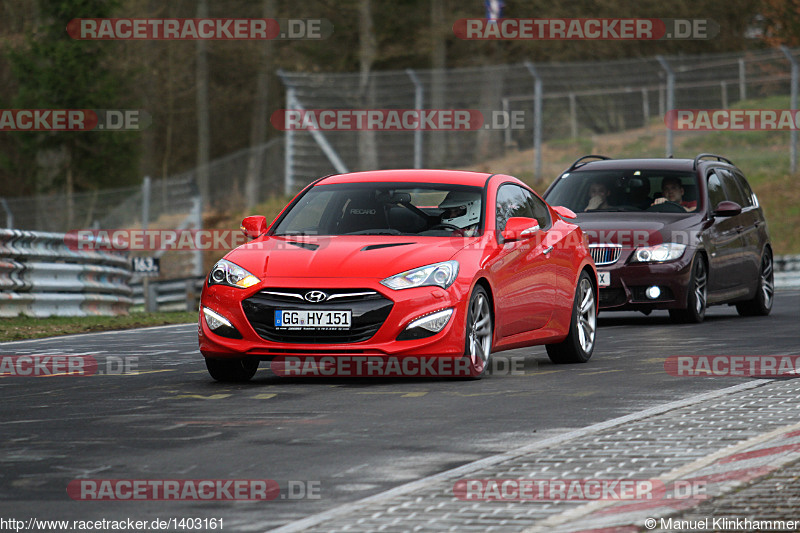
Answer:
[192,195,204,278]
[146,278,158,313]
[720,81,728,109]
[406,68,424,169]
[738,57,747,101]
[141,176,152,313]
[780,46,798,174]
[641,88,649,125]
[501,98,513,147]
[524,61,543,180]
[656,56,675,157]
[185,279,198,312]
[569,93,578,139]
[284,86,296,196]
[0,198,12,229]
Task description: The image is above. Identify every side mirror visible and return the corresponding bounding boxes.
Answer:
[502,217,540,242]
[552,205,577,219]
[713,201,742,217]
[241,215,268,239]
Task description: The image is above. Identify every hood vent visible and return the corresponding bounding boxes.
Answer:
[287,241,320,251]
[361,242,416,251]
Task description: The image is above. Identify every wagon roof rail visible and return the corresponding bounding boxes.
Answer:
[566,155,612,172]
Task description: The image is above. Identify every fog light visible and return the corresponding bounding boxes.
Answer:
[645,286,661,299]
[202,307,243,339]
[397,309,453,341]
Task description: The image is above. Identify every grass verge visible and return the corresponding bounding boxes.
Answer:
[0,312,196,342]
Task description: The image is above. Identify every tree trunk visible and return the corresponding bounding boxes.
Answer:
[429,0,447,168]
[195,0,211,204]
[358,0,378,170]
[245,0,276,209]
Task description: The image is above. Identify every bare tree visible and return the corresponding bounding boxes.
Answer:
[195,0,210,203]
[358,0,378,170]
[429,0,447,168]
[245,0,277,210]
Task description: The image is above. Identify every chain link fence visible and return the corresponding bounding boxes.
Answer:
[1,47,797,247]
[279,47,800,194]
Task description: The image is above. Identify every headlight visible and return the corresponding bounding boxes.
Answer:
[380,261,459,290]
[208,259,260,289]
[630,243,686,263]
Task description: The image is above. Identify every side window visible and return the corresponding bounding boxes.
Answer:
[732,171,756,208]
[707,171,727,209]
[523,189,551,229]
[718,169,748,207]
[496,184,533,233]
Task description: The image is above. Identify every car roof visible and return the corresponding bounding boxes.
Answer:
[317,169,493,187]
[566,158,736,174]
[568,158,695,172]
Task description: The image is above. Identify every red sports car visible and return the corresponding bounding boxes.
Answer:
[198,169,597,381]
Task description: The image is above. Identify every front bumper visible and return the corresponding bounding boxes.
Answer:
[198,277,470,360]
[594,248,694,311]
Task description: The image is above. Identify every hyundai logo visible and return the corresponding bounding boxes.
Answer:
[304,290,328,303]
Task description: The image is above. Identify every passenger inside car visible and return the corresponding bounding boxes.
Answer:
[584,181,613,211]
[651,176,696,211]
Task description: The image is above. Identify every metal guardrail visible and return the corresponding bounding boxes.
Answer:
[130,255,800,315]
[130,277,204,313]
[775,254,800,290]
[0,229,132,317]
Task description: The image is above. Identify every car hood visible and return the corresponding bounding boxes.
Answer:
[574,212,704,247]
[223,235,477,279]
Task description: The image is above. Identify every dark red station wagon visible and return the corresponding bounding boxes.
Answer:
[544,154,773,323]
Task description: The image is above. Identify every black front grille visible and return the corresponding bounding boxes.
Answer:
[599,288,627,307]
[242,288,393,344]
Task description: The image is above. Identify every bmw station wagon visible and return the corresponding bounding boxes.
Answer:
[543,154,773,323]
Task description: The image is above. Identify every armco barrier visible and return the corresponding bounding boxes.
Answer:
[130,277,204,313]
[0,229,132,317]
[775,254,800,290]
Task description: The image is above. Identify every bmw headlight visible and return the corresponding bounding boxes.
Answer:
[630,243,686,263]
[380,261,459,290]
[208,259,260,289]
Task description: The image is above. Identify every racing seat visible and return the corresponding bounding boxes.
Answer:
[337,196,387,234]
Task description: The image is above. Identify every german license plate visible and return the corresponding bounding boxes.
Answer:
[275,310,352,329]
[597,271,611,287]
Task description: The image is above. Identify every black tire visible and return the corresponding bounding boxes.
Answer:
[205,357,259,382]
[546,271,596,364]
[669,255,707,324]
[462,285,493,379]
[736,250,774,317]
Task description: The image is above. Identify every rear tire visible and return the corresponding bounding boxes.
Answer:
[546,271,596,364]
[205,357,259,382]
[736,250,774,317]
[669,255,707,324]
[462,285,493,379]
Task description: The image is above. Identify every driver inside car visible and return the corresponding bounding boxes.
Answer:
[438,191,481,236]
[651,176,697,211]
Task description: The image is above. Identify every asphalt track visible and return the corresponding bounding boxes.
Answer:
[0,291,797,531]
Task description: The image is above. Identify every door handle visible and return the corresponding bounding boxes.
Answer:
[543,245,554,255]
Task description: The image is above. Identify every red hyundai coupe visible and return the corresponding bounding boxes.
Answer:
[198,169,597,381]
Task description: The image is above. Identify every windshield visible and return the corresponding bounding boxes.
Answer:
[272,183,484,237]
[545,170,699,214]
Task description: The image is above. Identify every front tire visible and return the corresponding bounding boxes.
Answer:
[205,357,259,382]
[546,271,596,364]
[736,250,774,316]
[669,255,707,324]
[462,285,493,378]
